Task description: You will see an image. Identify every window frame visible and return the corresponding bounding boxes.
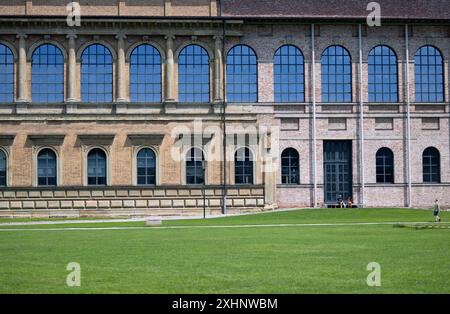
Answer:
[414,45,444,103]
[36,148,58,187]
[86,147,108,186]
[234,147,254,185]
[0,148,7,187]
[368,45,398,103]
[321,45,352,103]
[375,147,394,184]
[274,45,305,103]
[281,148,300,185]
[185,147,205,185]
[0,43,14,103]
[136,147,157,186]
[422,147,440,183]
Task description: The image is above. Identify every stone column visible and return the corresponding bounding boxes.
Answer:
[213,35,223,102]
[16,34,28,102]
[164,35,175,102]
[116,33,127,102]
[66,33,77,102]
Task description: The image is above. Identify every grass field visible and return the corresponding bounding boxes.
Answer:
[0,208,449,294]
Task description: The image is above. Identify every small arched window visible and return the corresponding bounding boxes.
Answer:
[0,43,14,103]
[376,148,394,183]
[0,150,6,186]
[32,44,64,103]
[227,45,258,103]
[274,45,305,103]
[235,147,254,185]
[81,44,113,103]
[186,148,204,185]
[321,45,352,102]
[423,147,440,183]
[415,46,444,103]
[87,148,107,186]
[137,148,156,185]
[368,45,398,102]
[281,148,299,184]
[37,149,57,186]
[130,44,162,102]
[178,44,210,103]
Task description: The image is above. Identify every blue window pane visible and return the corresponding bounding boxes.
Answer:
[281,148,300,185]
[186,148,204,185]
[274,45,304,103]
[87,148,107,186]
[32,44,64,103]
[0,150,6,186]
[227,45,258,103]
[234,147,253,184]
[37,149,57,186]
[415,46,444,103]
[321,45,352,103]
[178,44,210,103]
[0,44,14,103]
[136,148,156,185]
[376,148,394,183]
[368,46,398,103]
[130,44,162,102]
[423,147,440,183]
[81,44,113,103]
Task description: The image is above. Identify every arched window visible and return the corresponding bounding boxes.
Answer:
[81,44,113,103]
[227,45,258,103]
[321,45,352,102]
[414,46,444,103]
[376,148,394,183]
[130,44,162,102]
[0,150,6,186]
[423,147,440,183]
[0,44,14,103]
[178,44,210,103]
[32,44,64,103]
[87,148,107,186]
[37,149,57,186]
[368,45,398,103]
[235,147,253,185]
[186,148,204,185]
[274,45,304,103]
[281,148,299,184]
[137,148,156,185]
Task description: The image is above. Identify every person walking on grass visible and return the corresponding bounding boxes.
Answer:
[433,199,441,223]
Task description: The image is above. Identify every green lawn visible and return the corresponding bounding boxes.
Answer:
[0,208,449,293]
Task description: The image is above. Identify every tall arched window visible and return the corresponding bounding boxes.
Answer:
[227,45,258,103]
[415,46,444,103]
[281,148,299,184]
[137,148,156,185]
[376,147,394,183]
[37,149,57,186]
[87,148,107,186]
[274,45,304,103]
[130,44,162,102]
[423,147,440,183]
[32,44,64,103]
[368,45,398,103]
[235,147,254,185]
[0,43,14,103]
[321,45,352,102]
[178,44,210,103]
[81,44,113,103]
[186,148,204,185]
[0,150,6,186]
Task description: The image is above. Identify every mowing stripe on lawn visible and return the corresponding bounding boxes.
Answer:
[0,221,448,232]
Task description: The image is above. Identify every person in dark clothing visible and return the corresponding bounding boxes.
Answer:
[337,195,344,208]
[433,199,441,223]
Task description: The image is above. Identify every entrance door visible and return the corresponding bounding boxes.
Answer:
[323,141,352,204]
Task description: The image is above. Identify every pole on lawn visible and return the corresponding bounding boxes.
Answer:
[203,160,206,219]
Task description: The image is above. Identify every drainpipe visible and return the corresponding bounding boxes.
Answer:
[358,24,365,208]
[405,24,412,208]
[311,24,317,208]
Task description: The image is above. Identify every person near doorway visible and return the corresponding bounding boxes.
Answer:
[433,199,441,223]
[347,197,353,208]
[337,194,344,208]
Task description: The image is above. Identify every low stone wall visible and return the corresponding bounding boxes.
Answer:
[0,185,265,218]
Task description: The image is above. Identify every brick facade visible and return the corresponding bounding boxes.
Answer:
[0,1,449,217]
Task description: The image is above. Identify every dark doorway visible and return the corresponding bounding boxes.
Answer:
[323,140,352,204]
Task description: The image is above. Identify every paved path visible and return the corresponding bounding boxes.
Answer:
[1,221,445,232]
